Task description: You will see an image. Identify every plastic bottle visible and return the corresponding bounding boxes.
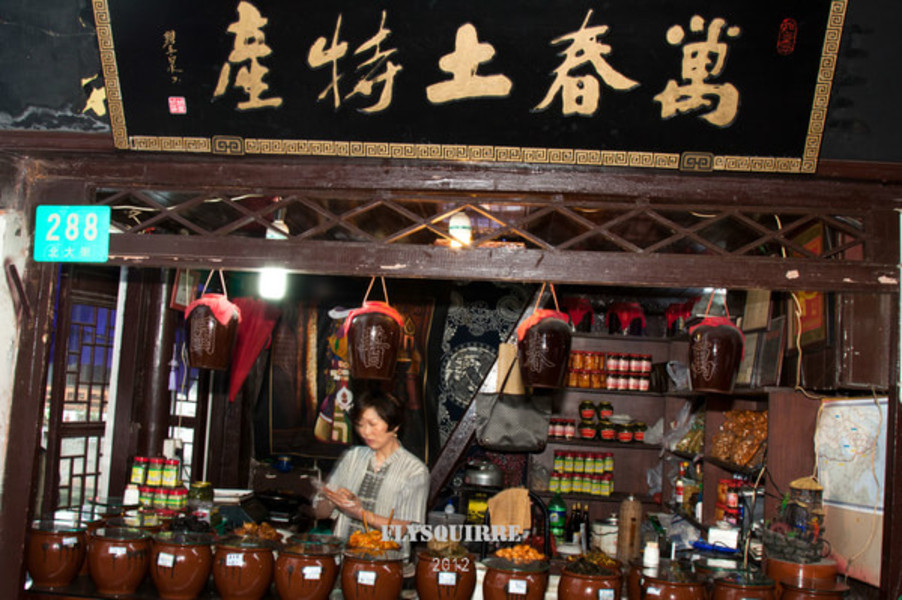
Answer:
[548,492,567,543]
[643,540,660,567]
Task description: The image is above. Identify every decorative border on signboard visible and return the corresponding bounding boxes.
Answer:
[801,0,846,174]
[93,0,846,175]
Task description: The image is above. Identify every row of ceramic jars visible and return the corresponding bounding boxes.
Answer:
[27,523,344,600]
[27,521,848,600]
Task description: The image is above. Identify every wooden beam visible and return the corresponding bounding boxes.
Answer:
[106,235,899,293]
[0,262,56,599]
[428,400,478,510]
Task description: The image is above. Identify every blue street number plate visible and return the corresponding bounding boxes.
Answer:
[34,206,111,263]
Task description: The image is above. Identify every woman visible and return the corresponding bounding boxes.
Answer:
[315,389,429,541]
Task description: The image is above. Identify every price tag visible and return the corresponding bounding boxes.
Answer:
[226,553,244,567]
[157,552,175,568]
[438,572,457,586]
[109,546,127,557]
[508,579,527,594]
[303,566,322,580]
[34,205,111,263]
[357,571,376,586]
[598,589,616,600]
[61,537,79,547]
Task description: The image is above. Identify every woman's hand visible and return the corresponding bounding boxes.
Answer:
[322,486,364,521]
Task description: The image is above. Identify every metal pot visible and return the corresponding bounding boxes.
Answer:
[464,461,503,487]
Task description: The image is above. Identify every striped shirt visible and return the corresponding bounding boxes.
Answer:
[327,444,429,540]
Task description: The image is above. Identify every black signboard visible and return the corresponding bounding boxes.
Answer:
[93,0,846,174]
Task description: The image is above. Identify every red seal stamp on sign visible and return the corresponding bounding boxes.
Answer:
[168,96,187,114]
[777,18,798,55]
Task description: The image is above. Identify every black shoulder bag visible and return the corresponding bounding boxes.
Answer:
[475,350,552,452]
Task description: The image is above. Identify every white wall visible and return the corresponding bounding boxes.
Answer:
[0,210,28,505]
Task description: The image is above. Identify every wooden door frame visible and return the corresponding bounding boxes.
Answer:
[1,133,900,598]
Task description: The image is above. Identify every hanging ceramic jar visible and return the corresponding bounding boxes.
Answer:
[517,310,572,389]
[185,289,240,371]
[689,316,744,393]
[344,278,405,380]
[517,285,572,390]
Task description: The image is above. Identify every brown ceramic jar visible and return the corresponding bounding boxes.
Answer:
[557,562,622,600]
[713,572,776,600]
[482,557,550,600]
[779,578,849,600]
[26,520,87,589]
[415,550,477,600]
[212,536,277,600]
[186,299,239,371]
[518,316,572,389]
[151,531,215,600]
[341,549,405,600]
[274,535,343,600]
[692,557,746,597]
[346,304,403,380]
[88,527,151,596]
[765,558,838,600]
[688,318,743,393]
[636,560,705,600]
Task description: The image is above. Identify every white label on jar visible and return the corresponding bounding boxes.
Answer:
[62,536,79,547]
[508,579,528,594]
[598,590,615,600]
[109,546,127,557]
[439,572,457,586]
[157,552,175,568]
[646,587,662,596]
[303,566,322,580]
[357,571,376,585]
[226,553,244,567]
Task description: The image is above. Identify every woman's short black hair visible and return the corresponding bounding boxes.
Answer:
[350,389,405,433]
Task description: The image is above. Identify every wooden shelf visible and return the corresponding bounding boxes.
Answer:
[547,438,662,451]
[704,455,765,477]
[571,332,682,343]
[531,490,660,505]
[668,449,702,462]
[561,386,664,397]
[666,502,708,532]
